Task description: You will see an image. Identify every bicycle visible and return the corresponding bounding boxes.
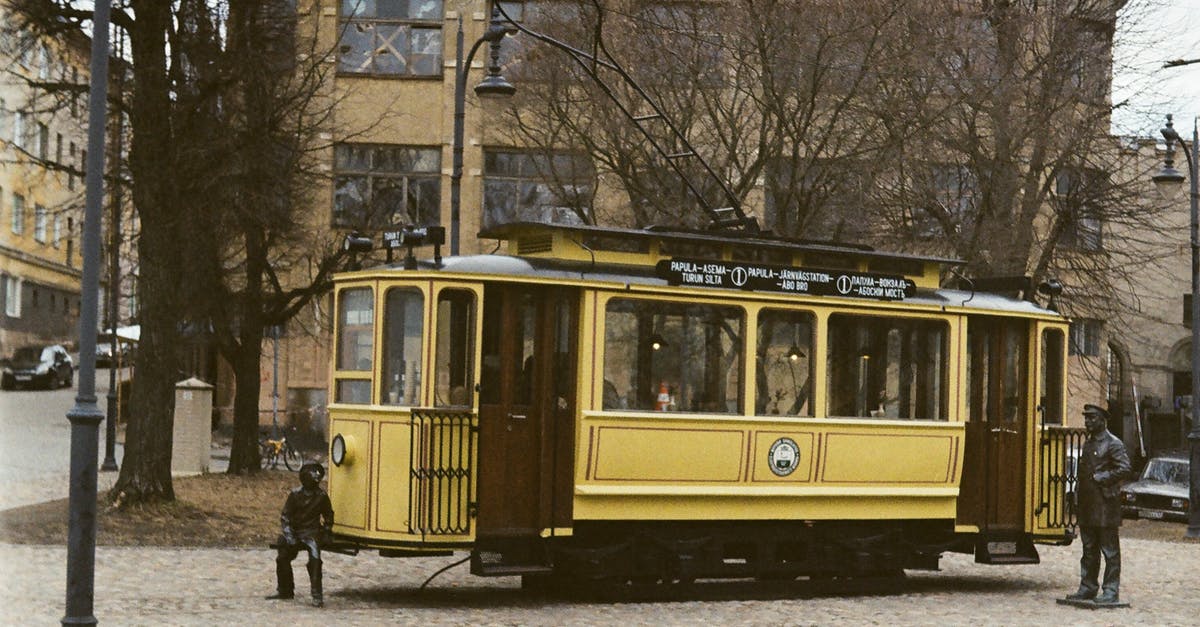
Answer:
[260,429,300,471]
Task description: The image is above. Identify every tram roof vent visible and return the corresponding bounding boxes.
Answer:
[517,234,554,255]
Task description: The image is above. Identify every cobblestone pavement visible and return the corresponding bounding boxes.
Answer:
[2,537,1196,625]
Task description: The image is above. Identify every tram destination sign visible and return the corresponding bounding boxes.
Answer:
[655,258,916,301]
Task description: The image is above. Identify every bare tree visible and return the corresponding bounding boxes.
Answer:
[11,0,354,498]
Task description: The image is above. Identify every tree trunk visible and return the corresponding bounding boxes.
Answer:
[110,0,180,505]
[227,336,265,473]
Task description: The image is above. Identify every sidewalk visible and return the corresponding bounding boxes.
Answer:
[0,438,231,512]
[2,538,1197,625]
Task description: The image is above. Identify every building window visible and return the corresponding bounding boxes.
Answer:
[338,0,444,77]
[482,149,594,229]
[11,193,24,235]
[53,215,61,248]
[34,204,46,243]
[3,276,20,318]
[71,67,79,117]
[56,133,62,163]
[1069,318,1102,357]
[332,143,441,229]
[68,142,76,190]
[13,111,25,150]
[1055,169,1104,251]
[37,123,49,160]
[37,44,50,80]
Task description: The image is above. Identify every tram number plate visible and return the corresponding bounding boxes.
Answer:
[15,375,31,381]
[1142,511,1164,520]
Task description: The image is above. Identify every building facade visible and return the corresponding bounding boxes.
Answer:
[252,1,1164,445]
[0,7,91,354]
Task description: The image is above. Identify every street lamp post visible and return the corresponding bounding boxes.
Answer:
[63,0,112,623]
[449,8,515,256]
[1152,113,1200,539]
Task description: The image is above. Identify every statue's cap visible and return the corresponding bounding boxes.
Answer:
[1082,404,1108,419]
[300,461,325,479]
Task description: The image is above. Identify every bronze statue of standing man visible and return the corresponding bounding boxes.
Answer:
[1065,404,1131,606]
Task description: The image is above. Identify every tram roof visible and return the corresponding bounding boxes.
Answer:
[360,253,1057,317]
[477,222,963,267]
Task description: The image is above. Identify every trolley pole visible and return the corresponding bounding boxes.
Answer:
[63,1,112,624]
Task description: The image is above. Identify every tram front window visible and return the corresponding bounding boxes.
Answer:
[756,309,814,416]
[381,288,425,406]
[335,287,374,404]
[827,314,948,420]
[604,298,743,413]
[434,289,475,407]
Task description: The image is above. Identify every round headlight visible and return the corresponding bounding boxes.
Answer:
[331,433,351,467]
[1122,491,1136,503]
[1172,498,1187,509]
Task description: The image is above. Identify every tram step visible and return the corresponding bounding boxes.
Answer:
[974,536,1040,565]
[474,564,555,577]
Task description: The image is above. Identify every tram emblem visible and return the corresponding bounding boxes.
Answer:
[768,437,801,476]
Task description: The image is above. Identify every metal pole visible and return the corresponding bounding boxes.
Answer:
[1188,118,1200,539]
[101,27,125,473]
[450,17,465,256]
[63,1,111,624]
[449,15,504,256]
[272,325,279,439]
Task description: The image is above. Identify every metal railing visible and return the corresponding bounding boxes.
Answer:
[408,408,477,537]
[1037,425,1086,529]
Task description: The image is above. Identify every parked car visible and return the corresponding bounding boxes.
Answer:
[1,345,74,390]
[95,336,131,368]
[1121,454,1190,521]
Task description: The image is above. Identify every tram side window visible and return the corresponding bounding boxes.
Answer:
[603,298,743,413]
[335,287,374,404]
[381,288,425,406]
[827,314,948,420]
[434,289,475,407]
[1041,329,1065,425]
[755,309,815,416]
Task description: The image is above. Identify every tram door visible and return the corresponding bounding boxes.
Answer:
[959,316,1028,531]
[476,285,578,541]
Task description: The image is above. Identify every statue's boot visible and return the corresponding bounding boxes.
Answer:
[266,557,294,600]
[307,559,323,607]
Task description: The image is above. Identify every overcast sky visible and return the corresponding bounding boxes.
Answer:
[1113,0,1200,136]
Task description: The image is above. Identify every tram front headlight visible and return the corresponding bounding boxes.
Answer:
[331,433,356,467]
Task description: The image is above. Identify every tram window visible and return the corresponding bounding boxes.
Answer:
[1041,329,1065,424]
[434,289,475,407]
[827,314,948,420]
[755,309,814,416]
[381,288,425,406]
[604,298,743,413]
[336,380,371,404]
[336,287,374,371]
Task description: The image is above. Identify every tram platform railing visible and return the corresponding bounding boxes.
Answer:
[1037,425,1086,530]
[408,408,478,537]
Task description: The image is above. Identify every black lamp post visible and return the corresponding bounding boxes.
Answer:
[63,0,112,623]
[1152,113,1200,539]
[449,7,515,256]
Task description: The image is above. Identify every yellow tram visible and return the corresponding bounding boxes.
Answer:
[325,222,1079,583]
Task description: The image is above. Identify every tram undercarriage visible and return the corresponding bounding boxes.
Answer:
[470,519,966,582]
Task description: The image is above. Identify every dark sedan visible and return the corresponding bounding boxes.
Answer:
[0,345,74,390]
[1121,454,1190,522]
